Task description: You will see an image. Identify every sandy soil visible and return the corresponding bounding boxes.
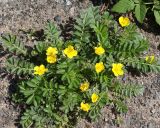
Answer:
[0,0,160,128]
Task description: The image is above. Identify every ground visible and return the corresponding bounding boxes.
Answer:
[0,0,160,128]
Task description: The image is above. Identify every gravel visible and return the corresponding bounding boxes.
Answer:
[0,0,160,128]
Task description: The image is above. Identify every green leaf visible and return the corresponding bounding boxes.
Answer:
[135,3,147,23]
[44,21,63,48]
[112,0,135,13]
[115,100,128,113]
[89,109,97,120]
[1,34,27,55]
[22,89,35,96]
[27,81,37,88]
[153,5,160,10]
[6,57,34,76]
[127,58,160,73]
[34,41,48,54]
[113,82,144,98]
[87,6,101,27]
[56,69,66,74]
[154,10,160,25]
[53,113,62,121]
[26,94,34,104]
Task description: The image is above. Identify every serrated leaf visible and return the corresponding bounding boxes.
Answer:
[154,10,160,25]
[135,3,147,23]
[1,34,27,55]
[27,81,37,88]
[22,89,35,96]
[112,0,135,13]
[6,57,34,76]
[53,113,62,121]
[115,100,128,113]
[26,94,34,104]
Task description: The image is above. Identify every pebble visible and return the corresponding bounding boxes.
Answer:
[65,0,72,6]
[150,108,156,114]
[147,123,154,128]
[54,15,61,23]
[55,0,64,4]
[69,7,75,17]
[122,75,127,81]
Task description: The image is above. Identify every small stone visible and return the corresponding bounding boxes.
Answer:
[122,75,127,81]
[147,123,154,128]
[150,108,156,114]
[69,7,75,17]
[55,0,64,4]
[54,15,61,22]
[65,0,72,6]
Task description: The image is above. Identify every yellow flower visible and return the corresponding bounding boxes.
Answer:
[112,63,124,77]
[91,93,99,103]
[95,62,105,73]
[34,64,48,75]
[94,46,105,55]
[63,45,78,59]
[47,55,57,63]
[145,55,155,63]
[46,47,58,56]
[80,82,89,92]
[80,102,90,112]
[119,16,130,27]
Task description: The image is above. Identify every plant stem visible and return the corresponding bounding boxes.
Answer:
[144,2,154,5]
[135,2,154,5]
